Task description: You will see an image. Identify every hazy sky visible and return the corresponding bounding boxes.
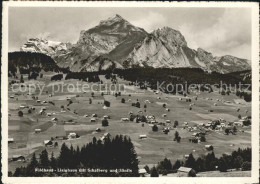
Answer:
[9,7,251,60]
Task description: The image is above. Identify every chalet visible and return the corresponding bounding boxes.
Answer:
[104,133,111,137]
[184,154,190,159]
[144,100,151,103]
[121,118,129,122]
[157,97,161,99]
[42,101,48,104]
[35,129,42,133]
[165,108,170,112]
[128,111,133,115]
[205,145,214,151]
[139,135,147,139]
[234,121,243,126]
[103,115,109,120]
[184,122,188,125]
[199,123,205,126]
[10,96,15,99]
[90,118,96,122]
[220,123,226,127]
[68,133,77,139]
[128,99,132,102]
[92,114,98,117]
[44,140,53,147]
[8,138,14,143]
[166,120,171,123]
[84,114,88,117]
[66,97,71,101]
[19,105,26,109]
[46,113,52,117]
[12,155,25,162]
[36,100,41,103]
[51,117,58,122]
[177,167,196,177]
[30,107,35,110]
[96,128,101,132]
[139,168,147,177]
[162,114,167,117]
[179,98,182,100]
[41,107,47,111]
[214,103,217,106]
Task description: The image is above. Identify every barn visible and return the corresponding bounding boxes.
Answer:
[177,167,196,177]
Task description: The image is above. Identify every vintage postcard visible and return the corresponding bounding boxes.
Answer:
[1,1,259,184]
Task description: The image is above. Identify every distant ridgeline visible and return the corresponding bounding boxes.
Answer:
[8,52,69,76]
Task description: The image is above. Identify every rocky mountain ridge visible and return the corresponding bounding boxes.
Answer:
[20,14,250,74]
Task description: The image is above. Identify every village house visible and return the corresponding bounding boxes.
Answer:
[51,117,58,122]
[177,167,196,177]
[139,168,147,177]
[44,140,53,147]
[92,114,98,117]
[12,155,25,162]
[139,135,147,139]
[46,113,52,117]
[205,145,214,151]
[121,118,129,122]
[8,138,14,144]
[68,132,77,139]
[35,129,42,133]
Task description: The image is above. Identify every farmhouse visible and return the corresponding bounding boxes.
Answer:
[177,167,196,177]
[139,135,147,139]
[139,168,147,177]
[103,115,109,120]
[51,117,58,122]
[90,118,96,122]
[8,138,14,143]
[35,129,42,133]
[44,140,53,147]
[205,145,214,151]
[68,133,77,139]
[46,113,52,117]
[12,155,25,162]
[121,118,129,122]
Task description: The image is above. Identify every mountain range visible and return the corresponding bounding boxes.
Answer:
[20,14,250,74]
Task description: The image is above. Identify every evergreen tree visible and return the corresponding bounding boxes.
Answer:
[150,166,159,177]
[185,153,196,169]
[39,149,50,168]
[26,153,39,176]
[58,143,71,168]
[50,152,57,170]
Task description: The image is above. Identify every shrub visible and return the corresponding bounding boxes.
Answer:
[102,119,109,126]
[104,101,110,107]
[152,125,158,132]
[18,111,23,117]
[121,98,125,103]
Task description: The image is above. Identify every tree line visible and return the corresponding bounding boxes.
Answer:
[10,135,139,177]
[146,147,251,176]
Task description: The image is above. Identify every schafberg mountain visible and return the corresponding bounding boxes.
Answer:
[20,14,250,74]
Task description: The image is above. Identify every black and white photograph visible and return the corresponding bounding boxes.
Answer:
[1,1,259,183]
